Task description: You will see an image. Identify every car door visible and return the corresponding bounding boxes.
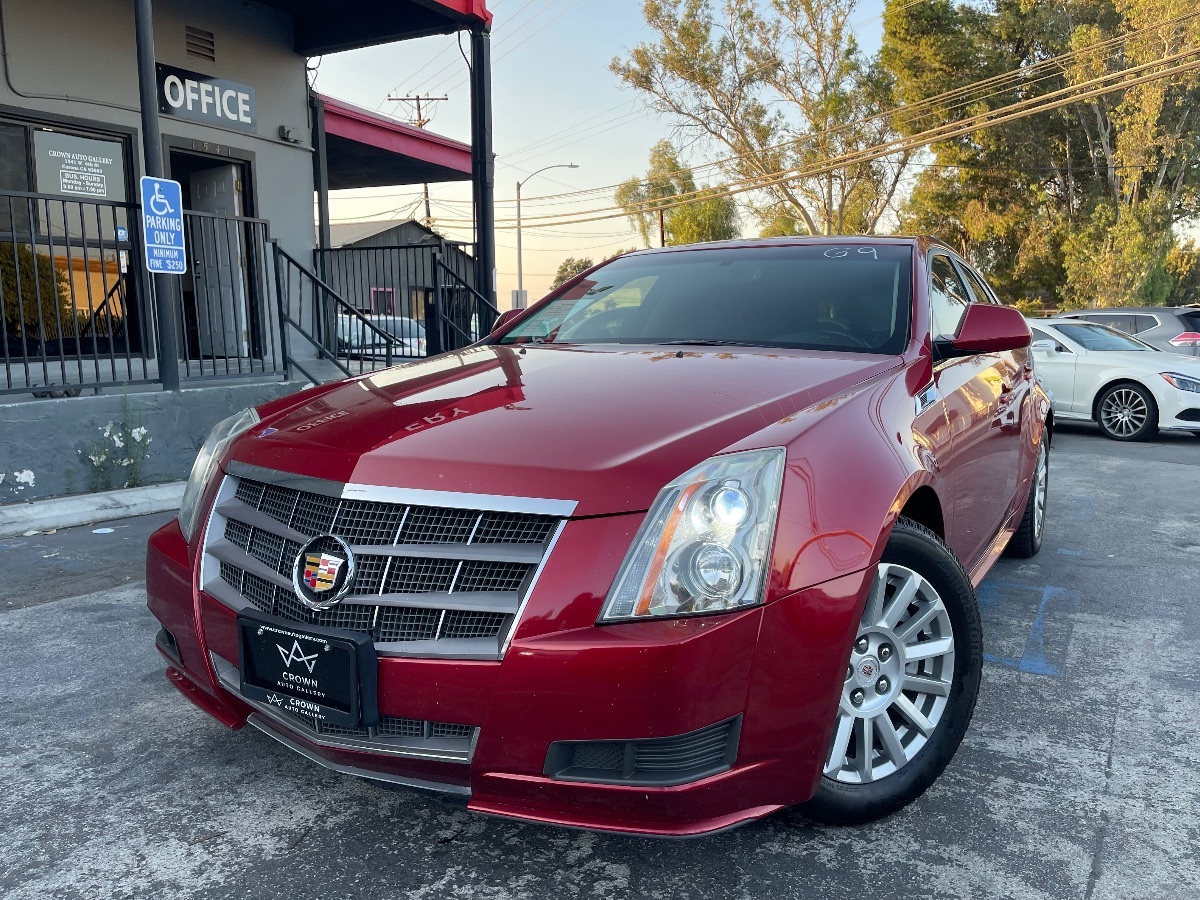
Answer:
[1030,325,1080,414]
[928,253,1016,566]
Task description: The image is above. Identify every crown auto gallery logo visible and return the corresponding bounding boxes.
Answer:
[277,640,319,674]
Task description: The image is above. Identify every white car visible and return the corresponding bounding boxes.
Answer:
[1029,317,1200,441]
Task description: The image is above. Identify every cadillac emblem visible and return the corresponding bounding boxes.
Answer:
[292,534,356,610]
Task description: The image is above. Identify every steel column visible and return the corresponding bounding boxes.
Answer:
[133,0,180,391]
[470,27,496,308]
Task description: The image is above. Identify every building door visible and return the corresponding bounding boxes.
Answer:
[188,163,249,358]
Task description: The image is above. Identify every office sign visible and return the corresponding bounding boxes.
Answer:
[33,131,127,200]
[157,63,256,133]
[140,177,187,275]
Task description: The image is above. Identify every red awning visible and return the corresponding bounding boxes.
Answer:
[320,95,473,189]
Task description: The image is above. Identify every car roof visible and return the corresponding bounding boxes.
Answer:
[1057,306,1198,314]
[616,235,952,258]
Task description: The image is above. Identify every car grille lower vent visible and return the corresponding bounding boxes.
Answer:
[201,470,565,660]
[544,717,742,787]
[278,706,476,745]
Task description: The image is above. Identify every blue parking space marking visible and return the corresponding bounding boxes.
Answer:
[977,580,1081,677]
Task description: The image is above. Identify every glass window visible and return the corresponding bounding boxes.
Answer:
[1031,326,1070,352]
[929,254,971,339]
[1089,314,1136,335]
[499,244,914,354]
[1055,322,1151,351]
[0,122,32,233]
[960,265,998,305]
[1131,315,1158,334]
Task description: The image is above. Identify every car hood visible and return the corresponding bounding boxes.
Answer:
[233,344,900,516]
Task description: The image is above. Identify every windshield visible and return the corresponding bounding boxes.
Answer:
[498,244,913,354]
[1055,322,1150,351]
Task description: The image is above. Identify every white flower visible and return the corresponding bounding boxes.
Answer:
[131,427,148,443]
[111,434,124,449]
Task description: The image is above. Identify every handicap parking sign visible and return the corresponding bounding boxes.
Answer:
[140,176,187,275]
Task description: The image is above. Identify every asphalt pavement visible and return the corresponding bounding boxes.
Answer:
[1,422,1197,899]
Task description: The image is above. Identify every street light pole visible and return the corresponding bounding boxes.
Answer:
[515,163,578,308]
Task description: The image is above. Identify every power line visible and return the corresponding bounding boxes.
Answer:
[501,49,1200,228]
[502,8,1200,209]
[427,43,1200,230]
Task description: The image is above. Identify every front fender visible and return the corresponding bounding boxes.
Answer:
[726,363,937,599]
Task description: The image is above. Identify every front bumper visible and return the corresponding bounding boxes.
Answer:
[147,514,869,836]
[1156,386,1200,431]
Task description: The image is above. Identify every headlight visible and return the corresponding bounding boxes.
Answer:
[599,448,785,622]
[1161,372,1200,393]
[178,407,260,541]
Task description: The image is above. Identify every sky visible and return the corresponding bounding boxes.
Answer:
[316,0,888,307]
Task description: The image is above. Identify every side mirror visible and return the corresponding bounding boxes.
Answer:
[933,304,1031,360]
[491,309,523,335]
[1031,339,1057,354]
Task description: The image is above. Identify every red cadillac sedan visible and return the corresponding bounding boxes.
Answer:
[147,237,1052,835]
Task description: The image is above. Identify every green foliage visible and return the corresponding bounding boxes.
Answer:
[0,242,72,339]
[551,257,595,289]
[1165,241,1200,305]
[615,140,741,247]
[882,0,1200,307]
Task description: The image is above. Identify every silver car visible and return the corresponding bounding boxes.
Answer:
[1054,306,1200,356]
[336,315,427,360]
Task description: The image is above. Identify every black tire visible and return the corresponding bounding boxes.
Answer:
[799,518,983,825]
[1095,382,1158,442]
[1004,436,1048,559]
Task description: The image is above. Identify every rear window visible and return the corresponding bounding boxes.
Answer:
[499,244,913,355]
[1054,322,1150,351]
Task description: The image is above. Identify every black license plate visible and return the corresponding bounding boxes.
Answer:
[237,613,378,730]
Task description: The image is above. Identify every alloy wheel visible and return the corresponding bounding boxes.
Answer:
[1032,441,1048,543]
[1100,388,1148,438]
[825,563,956,784]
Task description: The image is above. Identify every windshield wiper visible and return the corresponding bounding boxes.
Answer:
[660,339,746,346]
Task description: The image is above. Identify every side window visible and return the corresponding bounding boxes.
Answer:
[960,265,999,305]
[1031,327,1070,352]
[1131,315,1158,334]
[1093,314,1135,335]
[929,254,972,339]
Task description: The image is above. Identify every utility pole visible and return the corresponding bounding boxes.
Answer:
[388,94,447,228]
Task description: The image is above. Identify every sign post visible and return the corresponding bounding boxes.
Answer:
[139,176,187,275]
[134,0,180,390]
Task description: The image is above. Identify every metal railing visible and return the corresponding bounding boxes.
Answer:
[429,254,498,355]
[178,210,285,382]
[2,191,495,398]
[0,190,288,396]
[313,241,476,321]
[275,245,417,383]
[1,189,152,396]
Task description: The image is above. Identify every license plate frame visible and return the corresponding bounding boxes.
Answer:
[236,612,379,730]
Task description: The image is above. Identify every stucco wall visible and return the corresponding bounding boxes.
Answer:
[0,381,305,504]
[0,0,315,261]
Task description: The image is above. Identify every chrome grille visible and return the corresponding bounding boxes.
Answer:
[204,469,568,658]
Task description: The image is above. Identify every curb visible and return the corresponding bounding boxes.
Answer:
[0,482,186,537]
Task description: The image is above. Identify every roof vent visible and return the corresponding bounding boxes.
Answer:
[185,26,216,62]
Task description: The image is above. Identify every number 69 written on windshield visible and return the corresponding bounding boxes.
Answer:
[823,247,878,259]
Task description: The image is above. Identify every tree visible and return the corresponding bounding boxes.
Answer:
[881,0,1200,307]
[612,0,910,236]
[551,257,594,289]
[615,140,741,247]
